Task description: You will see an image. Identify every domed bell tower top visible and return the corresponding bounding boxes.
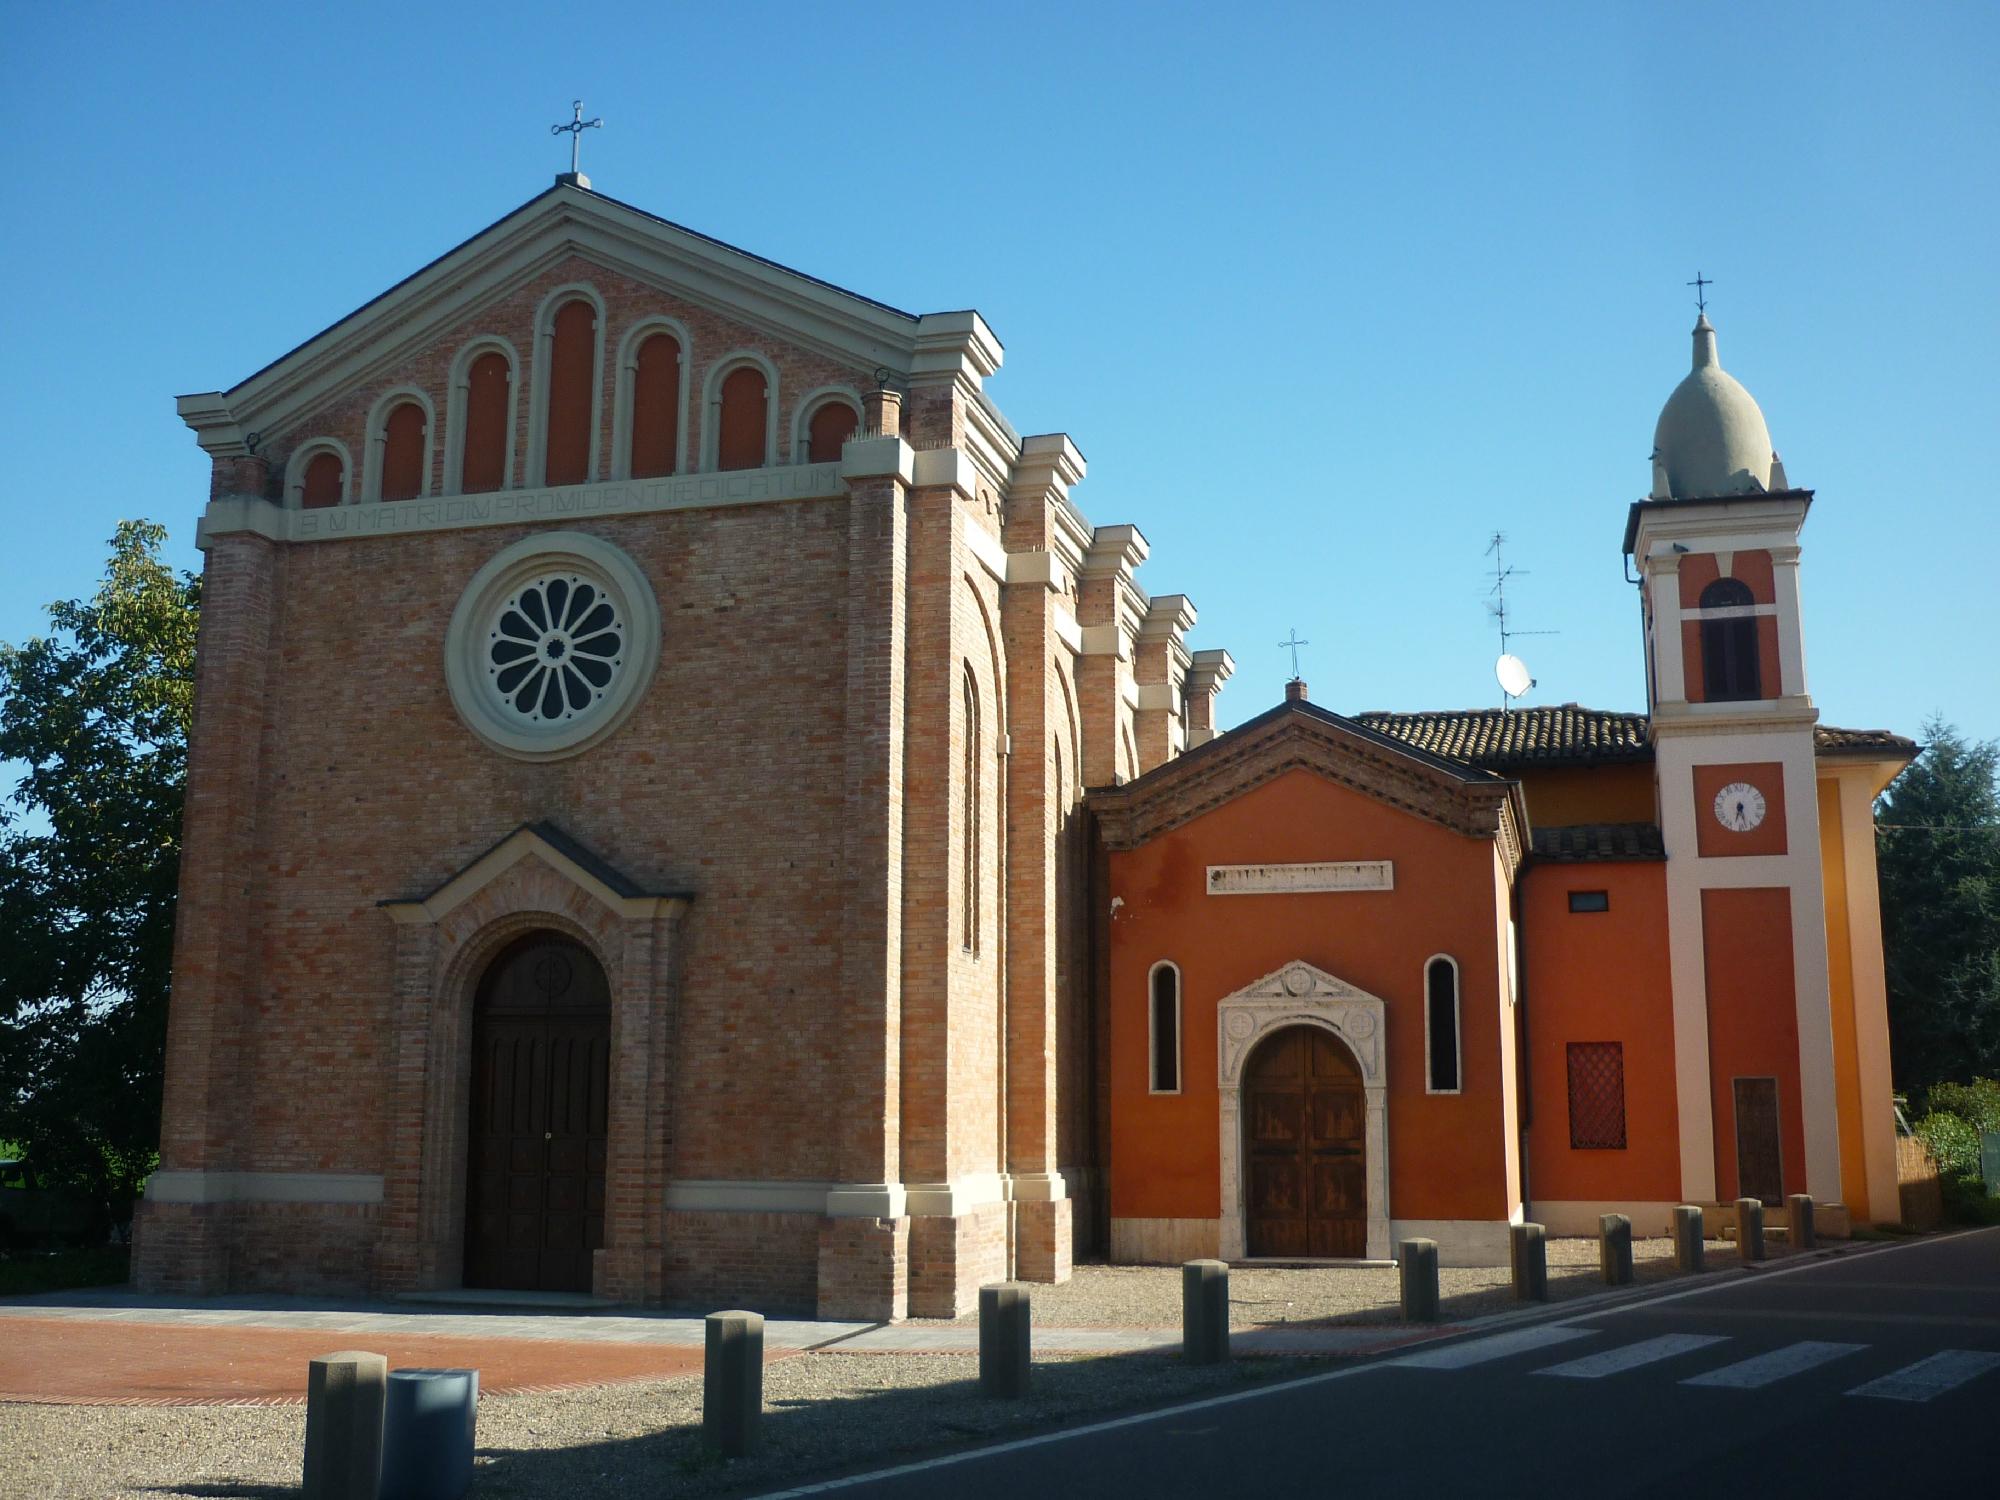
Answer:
[1650,315,1789,500]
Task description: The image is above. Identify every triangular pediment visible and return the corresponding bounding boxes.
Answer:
[1089,700,1526,871]
[179,182,999,457]
[381,822,691,925]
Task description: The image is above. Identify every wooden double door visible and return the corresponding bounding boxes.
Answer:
[464,933,610,1292]
[1245,1026,1368,1259]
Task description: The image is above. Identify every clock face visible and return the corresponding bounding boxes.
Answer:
[1713,782,1768,833]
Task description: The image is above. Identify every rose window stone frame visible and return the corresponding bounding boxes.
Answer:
[445,531,661,762]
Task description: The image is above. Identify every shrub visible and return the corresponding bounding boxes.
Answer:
[1926,1078,2000,1134]
[1914,1109,1981,1179]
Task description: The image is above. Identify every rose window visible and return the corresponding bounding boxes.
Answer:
[446,532,660,761]
[487,574,626,723]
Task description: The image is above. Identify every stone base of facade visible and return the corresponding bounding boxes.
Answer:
[1014,1198,1073,1283]
[908,1202,1009,1318]
[1109,1216,1221,1265]
[1388,1218,1512,1267]
[816,1215,911,1321]
[132,1200,380,1296]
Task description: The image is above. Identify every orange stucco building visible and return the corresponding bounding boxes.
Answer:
[1088,318,1914,1265]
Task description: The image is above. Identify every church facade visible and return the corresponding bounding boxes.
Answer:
[1090,318,1913,1265]
[135,179,1911,1312]
[135,176,1230,1319]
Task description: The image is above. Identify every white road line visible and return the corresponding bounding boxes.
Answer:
[1536,1333,1729,1379]
[1680,1340,1866,1389]
[1845,1349,2000,1403]
[1394,1324,1597,1370]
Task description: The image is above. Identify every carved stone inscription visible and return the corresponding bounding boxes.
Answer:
[1206,860,1393,896]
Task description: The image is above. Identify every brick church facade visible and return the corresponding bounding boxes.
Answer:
[135,177,1230,1319]
[136,179,1914,1313]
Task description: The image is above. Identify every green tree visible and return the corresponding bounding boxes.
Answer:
[0,522,198,1207]
[1877,717,2000,1091]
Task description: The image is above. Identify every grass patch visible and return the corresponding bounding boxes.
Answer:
[0,1245,129,1296]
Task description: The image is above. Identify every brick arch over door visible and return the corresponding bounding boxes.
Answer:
[375,830,690,1301]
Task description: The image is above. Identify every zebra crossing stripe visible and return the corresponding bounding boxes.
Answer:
[1681,1341,1866,1389]
[1535,1333,1729,1379]
[1393,1324,1597,1370]
[1846,1350,2000,1403]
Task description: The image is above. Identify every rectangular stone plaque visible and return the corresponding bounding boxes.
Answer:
[1204,860,1393,896]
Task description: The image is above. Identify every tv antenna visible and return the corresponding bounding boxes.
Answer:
[1485,531,1556,710]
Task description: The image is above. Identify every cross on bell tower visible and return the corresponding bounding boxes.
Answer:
[551,100,603,190]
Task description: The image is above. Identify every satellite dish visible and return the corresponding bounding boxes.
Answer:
[1496,653,1534,699]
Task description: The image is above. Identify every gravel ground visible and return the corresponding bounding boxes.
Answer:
[908,1238,1690,1331]
[0,1351,1320,1500]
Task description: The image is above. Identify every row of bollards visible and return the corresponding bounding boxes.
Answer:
[303,1354,477,1500]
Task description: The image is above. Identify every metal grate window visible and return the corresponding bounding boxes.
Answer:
[1567,1042,1627,1150]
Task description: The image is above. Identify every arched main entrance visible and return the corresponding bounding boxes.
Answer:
[463,931,610,1291]
[1243,1025,1368,1258]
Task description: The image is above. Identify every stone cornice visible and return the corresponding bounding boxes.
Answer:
[1089,704,1527,877]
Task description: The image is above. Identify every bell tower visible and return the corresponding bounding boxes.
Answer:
[1624,313,1842,1210]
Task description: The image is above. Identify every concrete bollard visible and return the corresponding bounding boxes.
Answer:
[1735,1197,1765,1263]
[1510,1222,1548,1302]
[1181,1259,1230,1364]
[381,1368,477,1500]
[1787,1193,1816,1251]
[703,1311,764,1458]
[979,1285,1032,1398]
[1599,1213,1634,1286]
[1673,1205,1705,1274]
[303,1350,387,1500]
[1400,1238,1440,1323]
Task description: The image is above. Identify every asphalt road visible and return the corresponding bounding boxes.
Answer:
[781,1227,2000,1498]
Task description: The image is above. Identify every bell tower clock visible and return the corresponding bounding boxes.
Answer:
[1623,310,1842,1214]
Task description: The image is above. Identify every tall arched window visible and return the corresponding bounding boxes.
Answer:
[461,351,512,495]
[962,664,981,954]
[1425,956,1461,1094]
[1149,962,1181,1093]
[300,450,344,509]
[717,365,768,470]
[380,401,428,502]
[806,400,858,463]
[629,330,682,478]
[543,298,596,487]
[1698,577,1761,701]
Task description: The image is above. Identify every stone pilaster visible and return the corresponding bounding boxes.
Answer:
[1076,524,1149,787]
[1184,649,1235,747]
[1133,594,1196,773]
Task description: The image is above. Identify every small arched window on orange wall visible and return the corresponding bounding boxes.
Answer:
[1699,578,1761,701]
[629,331,682,479]
[380,401,428,502]
[805,401,858,464]
[460,352,512,495]
[1149,962,1182,1094]
[300,450,344,509]
[716,365,768,471]
[543,299,596,487]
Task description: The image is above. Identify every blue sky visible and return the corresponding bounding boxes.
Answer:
[3,1,1994,745]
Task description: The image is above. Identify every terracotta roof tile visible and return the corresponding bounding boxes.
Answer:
[1813,725,1919,757]
[1531,823,1667,862]
[1354,705,1652,769]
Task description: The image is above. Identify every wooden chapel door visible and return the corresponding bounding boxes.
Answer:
[464,932,610,1292]
[1733,1076,1785,1207]
[1245,1026,1368,1258]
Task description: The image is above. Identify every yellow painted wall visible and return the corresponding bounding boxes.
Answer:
[1818,777,1871,1216]
[1517,763,1656,826]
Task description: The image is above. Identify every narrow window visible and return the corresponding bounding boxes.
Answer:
[962,665,981,953]
[300,450,344,509]
[380,401,427,502]
[461,352,511,495]
[1567,1042,1627,1149]
[544,299,596,486]
[716,365,768,470]
[1698,577,1761,701]
[1150,964,1181,1092]
[629,331,681,478]
[1425,956,1460,1093]
[806,401,858,463]
[1568,889,1610,913]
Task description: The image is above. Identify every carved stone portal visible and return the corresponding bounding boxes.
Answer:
[1217,961,1390,1262]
